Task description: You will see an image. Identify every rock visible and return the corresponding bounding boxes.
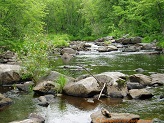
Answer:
[97,72,127,86]
[0,51,17,64]
[38,96,49,107]
[123,37,142,45]
[37,94,55,107]
[122,45,141,52]
[127,82,145,90]
[90,110,140,123]
[135,68,144,73]
[15,81,34,92]
[63,77,100,97]
[160,95,164,99]
[75,74,90,81]
[138,43,156,50]
[10,113,45,123]
[41,71,75,83]
[33,81,56,95]
[137,119,153,123]
[129,74,152,86]
[97,46,118,52]
[0,64,21,85]
[106,85,128,98]
[61,48,76,55]
[61,53,73,63]
[70,41,86,51]
[129,89,153,99]
[150,73,164,86]
[97,46,108,52]
[0,93,12,108]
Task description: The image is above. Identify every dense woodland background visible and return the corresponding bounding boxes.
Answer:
[1,0,164,46]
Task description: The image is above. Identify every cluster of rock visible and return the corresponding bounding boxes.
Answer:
[0,51,18,64]
[59,36,164,55]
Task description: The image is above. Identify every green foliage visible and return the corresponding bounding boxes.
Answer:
[46,34,70,47]
[18,36,51,83]
[0,0,46,41]
[55,75,67,94]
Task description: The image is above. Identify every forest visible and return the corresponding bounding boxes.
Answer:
[1,0,164,47]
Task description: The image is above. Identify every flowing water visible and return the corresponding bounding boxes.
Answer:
[0,46,164,123]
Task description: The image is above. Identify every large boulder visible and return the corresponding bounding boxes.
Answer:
[129,74,152,86]
[63,77,100,97]
[61,53,73,63]
[0,93,12,108]
[90,109,140,123]
[150,73,164,86]
[129,89,153,99]
[33,81,57,95]
[0,64,21,85]
[97,72,127,86]
[96,73,128,98]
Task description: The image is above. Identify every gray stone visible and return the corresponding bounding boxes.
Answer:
[41,71,75,83]
[129,74,152,86]
[127,82,145,90]
[33,81,56,95]
[61,53,73,63]
[91,110,140,123]
[16,81,34,92]
[129,89,153,99]
[150,73,164,86]
[63,77,100,97]
[0,64,21,85]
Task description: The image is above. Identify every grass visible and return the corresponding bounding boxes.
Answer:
[55,75,67,94]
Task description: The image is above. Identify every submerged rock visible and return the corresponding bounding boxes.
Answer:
[0,93,12,108]
[10,113,45,123]
[90,109,140,123]
[0,64,21,85]
[129,89,153,99]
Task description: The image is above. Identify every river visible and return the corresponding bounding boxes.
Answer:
[0,49,164,123]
